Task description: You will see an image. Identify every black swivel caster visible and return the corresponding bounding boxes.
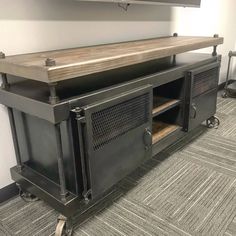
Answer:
[206,116,220,129]
[55,215,73,236]
[221,91,228,98]
[16,183,39,202]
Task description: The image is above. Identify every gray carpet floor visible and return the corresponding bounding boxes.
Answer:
[0,96,236,236]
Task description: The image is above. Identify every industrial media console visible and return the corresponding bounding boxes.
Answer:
[0,34,223,236]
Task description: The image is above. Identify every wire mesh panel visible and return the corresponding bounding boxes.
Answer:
[81,85,152,199]
[91,94,150,150]
[193,67,219,97]
[184,62,220,132]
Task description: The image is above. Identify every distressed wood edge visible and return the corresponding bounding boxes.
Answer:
[48,37,224,82]
[0,36,224,83]
[0,63,49,82]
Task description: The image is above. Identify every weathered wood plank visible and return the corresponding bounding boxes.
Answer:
[0,36,223,83]
[152,121,179,144]
[152,96,180,116]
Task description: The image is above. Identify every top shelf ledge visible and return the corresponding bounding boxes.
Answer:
[0,36,223,83]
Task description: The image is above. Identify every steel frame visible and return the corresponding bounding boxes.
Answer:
[0,50,221,235]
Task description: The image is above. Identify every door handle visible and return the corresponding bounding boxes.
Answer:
[191,103,197,119]
[143,128,152,150]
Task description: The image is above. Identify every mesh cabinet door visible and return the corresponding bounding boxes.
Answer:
[184,62,220,131]
[79,85,152,199]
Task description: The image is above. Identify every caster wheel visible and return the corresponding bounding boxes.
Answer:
[222,91,228,98]
[206,116,220,129]
[20,191,39,202]
[17,184,39,202]
[55,218,73,236]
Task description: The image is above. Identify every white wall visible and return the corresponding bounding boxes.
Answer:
[172,0,236,83]
[0,0,172,188]
[0,0,172,55]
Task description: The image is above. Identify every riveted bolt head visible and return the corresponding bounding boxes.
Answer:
[45,58,56,66]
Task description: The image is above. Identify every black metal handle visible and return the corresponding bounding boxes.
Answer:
[191,103,197,119]
[143,128,152,149]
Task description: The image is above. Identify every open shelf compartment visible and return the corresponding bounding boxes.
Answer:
[152,96,181,117]
[152,77,184,117]
[152,121,180,144]
[152,103,183,144]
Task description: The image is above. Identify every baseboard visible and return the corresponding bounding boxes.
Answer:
[0,183,18,203]
[218,79,234,91]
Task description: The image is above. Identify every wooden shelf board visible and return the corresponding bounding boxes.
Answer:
[152,121,180,144]
[0,36,223,83]
[152,96,181,117]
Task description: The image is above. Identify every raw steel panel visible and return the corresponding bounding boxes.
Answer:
[81,85,153,199]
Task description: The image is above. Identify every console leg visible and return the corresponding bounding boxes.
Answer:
[8,107,23,171]
[1,73,10,89]
[49,83,59,104]
[55,123,68,202]
[222,51,233,98]
[212,34,219,56]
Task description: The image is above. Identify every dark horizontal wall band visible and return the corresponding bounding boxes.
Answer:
[0,183,18,204]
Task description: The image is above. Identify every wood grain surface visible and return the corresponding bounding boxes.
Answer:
[0,36,223,83]
[152,121,179,144]
[152,96,180,116]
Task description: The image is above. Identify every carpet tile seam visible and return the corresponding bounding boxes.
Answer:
[182,150,236,174]
[105,207,155,236]
[144,162,192,204]
[122,199,192,236]
[95,216,126,236]
[195,179,236,231]
[176,174,222,222]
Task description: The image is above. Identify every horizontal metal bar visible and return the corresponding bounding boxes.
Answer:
[0,54,220,124]
[0,89,70,124]
[68,55,220,109]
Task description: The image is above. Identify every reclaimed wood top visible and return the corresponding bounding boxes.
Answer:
[0,36,223,83]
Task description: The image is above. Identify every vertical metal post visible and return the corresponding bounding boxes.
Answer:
[8,107,23,170]
[172,33,178,64]
[45,58,59,104]
[74,108,90,201]
[212,34,219,56]
[1,73,10,89]
[49,82,59,104]
[55,123,68,202]
[1,73,22,170]
[224,51,232,90]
